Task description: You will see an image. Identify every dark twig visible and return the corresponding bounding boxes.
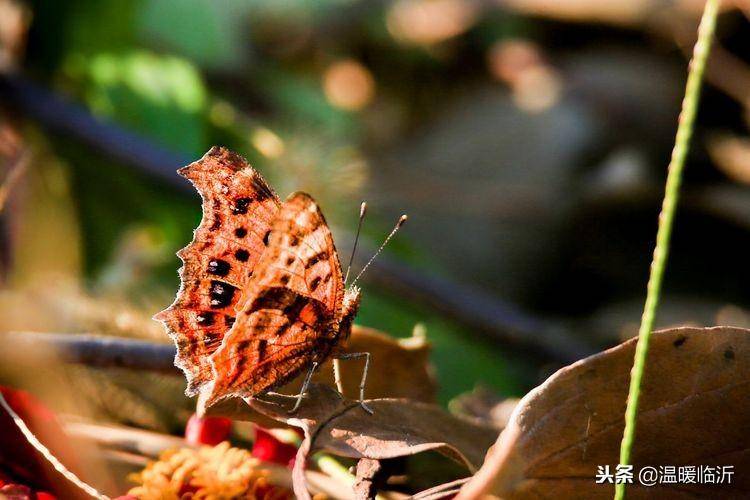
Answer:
[0,73,594,363]
[0,73,192,188]
[365,251,592,362]
[353,458,382,500]
[2,331,177,373]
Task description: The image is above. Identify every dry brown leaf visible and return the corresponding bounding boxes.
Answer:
[458,326,750,499]
[247,383,498,499]
[310,326,436,403]
[206,325,436,426]
[449,386,519,430]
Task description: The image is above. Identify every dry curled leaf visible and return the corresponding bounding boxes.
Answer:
[459,326,750,499]
[206,325,436,426]
[248,383,497,499]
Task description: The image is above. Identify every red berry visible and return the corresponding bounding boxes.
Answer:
[184,414,232,446]
[251,426,298,466]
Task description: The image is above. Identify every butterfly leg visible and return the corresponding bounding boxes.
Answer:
[334,352,373,414]
[289,361,318,414]
[333,358,345,397]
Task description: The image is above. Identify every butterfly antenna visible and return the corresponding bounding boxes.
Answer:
[351,214,407,287]
[344,201,367,285]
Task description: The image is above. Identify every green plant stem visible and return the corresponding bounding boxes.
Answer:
[615,1,720,499]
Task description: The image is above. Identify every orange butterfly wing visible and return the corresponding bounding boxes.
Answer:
[202,192,346,405]
[154,147,281,396]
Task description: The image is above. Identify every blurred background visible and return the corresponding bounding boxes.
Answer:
[1,0,750,430]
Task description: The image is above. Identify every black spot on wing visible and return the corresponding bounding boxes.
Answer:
[250,287,322,318]
[209,280,237,309]
[197,312,215,326]
[310,276,321,291]
[273,322,291,337]
[207,259,231,277]
[257,338,267,360]
[245,287,329,337]
[204,330,220,346]
[232,197,252,215]
[306,251,329,269]
[234,249,250,262]
[209,200,222,230]
[209,213,222,231]
[250,287,298,311]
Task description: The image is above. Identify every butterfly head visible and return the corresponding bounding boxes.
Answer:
[338,285,361,340]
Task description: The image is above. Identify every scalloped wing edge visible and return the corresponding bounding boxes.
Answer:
[154,146,281,396]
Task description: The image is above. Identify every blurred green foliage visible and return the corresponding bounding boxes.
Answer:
[68,51,208,155]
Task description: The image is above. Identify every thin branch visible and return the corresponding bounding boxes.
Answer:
[0,74,192,186]
[3,331,177,373]
[616,1,719,499]
[413,477,471,499]
[62,419,188,458]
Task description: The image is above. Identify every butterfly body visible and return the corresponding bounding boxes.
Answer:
[155,147,361,408]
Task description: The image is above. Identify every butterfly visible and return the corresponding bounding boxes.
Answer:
[155,147,403,413]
